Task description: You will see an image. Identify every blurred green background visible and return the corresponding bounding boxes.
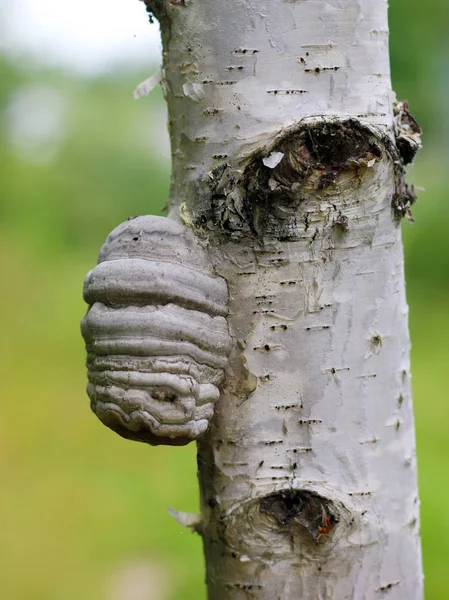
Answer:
[0,1,448,598]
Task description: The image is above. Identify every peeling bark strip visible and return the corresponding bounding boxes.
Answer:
[142,0,423,597]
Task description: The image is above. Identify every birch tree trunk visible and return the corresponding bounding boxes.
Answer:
[143,0,423,597]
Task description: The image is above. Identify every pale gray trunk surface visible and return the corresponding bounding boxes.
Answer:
[142,0,423,597]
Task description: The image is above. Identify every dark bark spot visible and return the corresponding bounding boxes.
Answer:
[391,101,422,219]
[394,101,421,165]
[376,581,401,593]
[396,137,417,166]
[371,334,383,349]
[259,490,338,542]
[333,213,349,231]
[239,120,381,238]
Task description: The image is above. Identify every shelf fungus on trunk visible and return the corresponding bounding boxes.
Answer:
[81,215,232,446]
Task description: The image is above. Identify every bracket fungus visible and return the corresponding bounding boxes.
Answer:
[81,215,231,445]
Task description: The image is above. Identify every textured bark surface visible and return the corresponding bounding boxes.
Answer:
[143,0,423,597]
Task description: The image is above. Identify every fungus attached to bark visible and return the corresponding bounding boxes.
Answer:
[81,215,232,446]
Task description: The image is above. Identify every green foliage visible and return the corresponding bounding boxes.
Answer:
[390,0,449,138]
[1,6,448,596]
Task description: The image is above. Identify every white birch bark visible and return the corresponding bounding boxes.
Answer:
[142,0,423,597]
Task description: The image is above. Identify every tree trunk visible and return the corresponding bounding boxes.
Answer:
[143,0,423,597]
